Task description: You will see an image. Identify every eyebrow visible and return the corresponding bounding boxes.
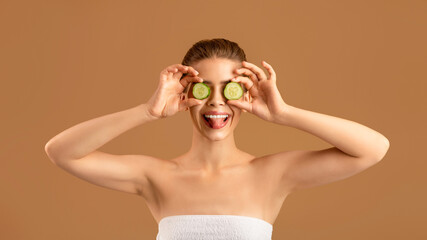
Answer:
[202,80,232,84]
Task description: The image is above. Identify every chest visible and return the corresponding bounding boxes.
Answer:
[142,157,288,224]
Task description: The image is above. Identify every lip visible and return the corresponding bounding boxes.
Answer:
[201,111,232,129]
[202,111,231,115]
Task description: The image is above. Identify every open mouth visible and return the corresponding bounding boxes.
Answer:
[202,114,230,129]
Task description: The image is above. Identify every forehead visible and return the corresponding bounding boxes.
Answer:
[191,58,241,83]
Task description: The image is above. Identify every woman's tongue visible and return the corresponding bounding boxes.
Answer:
[207,117,226,128]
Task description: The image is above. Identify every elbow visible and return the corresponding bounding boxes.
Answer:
[376,137,390,161]
[44,141,55,156]
[44,142,51,154]
[44,142,60,165]
[363,137,390,162]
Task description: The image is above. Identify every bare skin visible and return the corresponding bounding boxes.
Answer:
[45,57,389,227]
[140,153,288,226]
[144,58,286,225]
[140,57,389,225]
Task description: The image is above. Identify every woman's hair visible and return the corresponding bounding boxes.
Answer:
[181,38,247,92]
[181,38,247,66]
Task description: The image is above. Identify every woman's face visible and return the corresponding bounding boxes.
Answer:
[186,58,249,141]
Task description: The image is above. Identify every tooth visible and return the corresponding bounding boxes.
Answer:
[203,114,229,118]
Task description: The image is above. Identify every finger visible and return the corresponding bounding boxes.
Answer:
[187,98,204,107]
[179,75,203,88]
[167,64,198,76]
[172,68,184,81]
[186,66,199,76]
[180,98,203,111]
[161,65,186,83]
[176,65,197,76]
[171,65,193,82]
[231,75,259,96]
[167,70,174,82]
[262,61,276,81]
[174,66,189,77]
[227,99,252,113]
[166,65,188,75]
[159,69,169,82]
[160,67,177,81]
[234,68,259,86]
[166,65,181,73]
[242,61,268,81]
[163,67,180,82]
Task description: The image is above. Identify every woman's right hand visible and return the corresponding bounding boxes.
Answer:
[146,64,204,119]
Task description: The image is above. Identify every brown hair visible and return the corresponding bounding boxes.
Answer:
[181,38,247,66]
[181,38,247,92]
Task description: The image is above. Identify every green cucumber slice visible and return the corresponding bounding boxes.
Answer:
[192,82,210,99]
[224,82,243,100]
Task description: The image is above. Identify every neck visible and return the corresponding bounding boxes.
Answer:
[182,125,241,172]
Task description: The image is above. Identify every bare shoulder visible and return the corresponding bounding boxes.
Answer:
[250,150,291,170]
[233,151,295,200]
[250,150,291,171]
[133,154,172,195]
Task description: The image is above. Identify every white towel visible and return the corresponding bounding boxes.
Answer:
[156,214,273,240]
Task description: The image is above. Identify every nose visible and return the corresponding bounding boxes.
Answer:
[207,85,226,107]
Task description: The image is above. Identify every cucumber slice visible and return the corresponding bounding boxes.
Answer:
[224,82,243,100]
[192,82,210,99]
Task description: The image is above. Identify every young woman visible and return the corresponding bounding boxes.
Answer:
[45,38,390,240]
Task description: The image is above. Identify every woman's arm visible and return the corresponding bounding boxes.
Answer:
[270,103,390,191]
[227,60,390,193]
[44,64,202,196]
[228,60,389,158]
[269,104,390,193]
[44,103,159,195]
[45,62,202,160]
[277,105,390,160]
[44,103,157,161]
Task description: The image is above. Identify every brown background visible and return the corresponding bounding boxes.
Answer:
[1,0,426,239]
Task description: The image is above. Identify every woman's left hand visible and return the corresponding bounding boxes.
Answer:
[227,60,289,123]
